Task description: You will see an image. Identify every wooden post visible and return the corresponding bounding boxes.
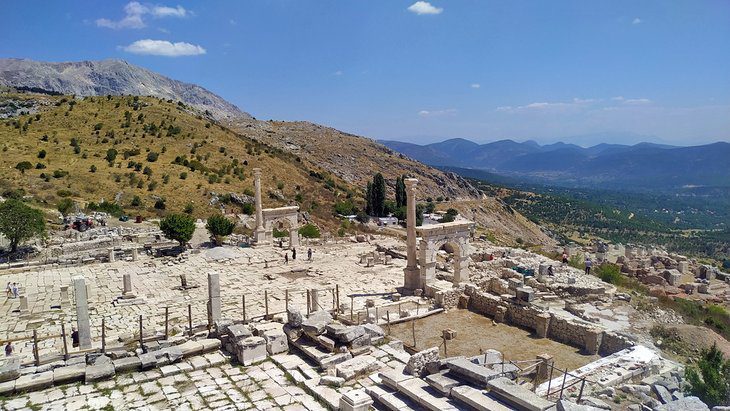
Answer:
[350,296,354,321]
[375,307,379,324]
[559,368,568,399]
[547,363,554,398]
[306,289,311,315]
[101,317,106,354]
[285,289,289,313]
[416,302,419,316]
[139,315,144,352]
[264,290,269,320]
[61,323,69,361]
[386,311,391,335]
[335,285,340,314]
[242,295,247,323]
[443,335,448,357]
[188,304,193,336]
[332,288,336,311]
[32,330,39,366]
[412,318,416,348]
[164,307,169,340]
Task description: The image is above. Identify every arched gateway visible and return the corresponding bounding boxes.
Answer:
[403,178,474,292]
[252,168,300,246]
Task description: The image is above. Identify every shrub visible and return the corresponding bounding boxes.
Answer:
[89,165,97,173]
[15,161,33,174]
[179,172,188,180]
[146,152,159,162]
[596,263,623,285]
[241,203,254,215]
[37,150,46,159]
[206,214,236,245]
[87,201,124,217]
[273,227,289,238]
[35,163,46,169]
[298,223,321,239]
[160,213,195,246]
[105,148,118,164]
[334,200,357,216]
[685,344,730,407]
[183,202,194,215]
[57,198,75,216]
[154,198,166,210]
[130,195,142,207]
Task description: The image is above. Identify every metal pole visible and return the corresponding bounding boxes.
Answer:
[285,289,289,313]
[138,314,144,353]
[412,318,416,348]
[306,290,311,315]
[375,307,379,324]
[332,288,336,311]
[61,323,69,361]
[386,311,391,335]
[443,335,448,357]
[547,364,554,398]
[265,290,269,320]
[242,295,246,323]
[559,368,568,399]
[188,304,193,336]
[164,307,169,340]
[336,285,340,313]
[578,378,586,403]
[350,296,354,321]
[32,330,39,366]
[101,317,106,354]
[416,302,419,316]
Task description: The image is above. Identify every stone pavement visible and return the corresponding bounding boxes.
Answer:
[0,239,406,365]
[0,353,328,411]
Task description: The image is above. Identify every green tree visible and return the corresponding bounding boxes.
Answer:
[395,175,406,208]
[57,198,75,216]
[37,149,46,159]
[298,223,321,238]
[206,214,236,245]
[372,173,386,217]
[183,202,194,214]
[0,199,46,253]
[685,344,730,407]
[159,213,195,246]
[15,161,33,174]
[365,181,373,215]
[105,148,118,164]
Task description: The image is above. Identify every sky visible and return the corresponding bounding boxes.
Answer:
[1,1,729,146]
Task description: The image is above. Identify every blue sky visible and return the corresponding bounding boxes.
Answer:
[1,1,729,146]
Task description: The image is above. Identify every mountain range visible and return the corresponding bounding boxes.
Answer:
[0,58,251,122]
[380,138,730,191]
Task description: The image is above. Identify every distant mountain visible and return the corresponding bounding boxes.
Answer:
[0,58,251,121]
[380,138,730,191]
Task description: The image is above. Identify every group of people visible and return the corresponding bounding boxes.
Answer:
[5,282,19,298]
[561,251,593,274]
[283,247,314,264]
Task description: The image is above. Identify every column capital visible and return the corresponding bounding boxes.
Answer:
[404,178,418,187]
[253,168,262,176]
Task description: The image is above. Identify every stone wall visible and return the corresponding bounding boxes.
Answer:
[599,332,634,355]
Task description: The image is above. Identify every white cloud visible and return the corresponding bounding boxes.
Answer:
[418,108,456,117]
[470,83,481,89]
[333,70,343,76]
[623,98,651,105]
[496,98,601,113]
[407,1,443,15]
[632,17,642,25]
[121,39,206,56]
[96,1,189,29]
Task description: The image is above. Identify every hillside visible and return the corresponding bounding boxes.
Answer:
[381,138,730,191]
[0,90,553,245]
[0,58,250,122]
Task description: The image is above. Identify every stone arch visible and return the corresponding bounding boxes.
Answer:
[262,206,300,247]
[416,221,472,288]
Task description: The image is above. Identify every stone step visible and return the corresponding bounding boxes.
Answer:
[451,385,514,411]
[487,377,554,411]
[446,358,502,385]
[396,376,461,411]
[380,369,413,390]
[425,370,461,396]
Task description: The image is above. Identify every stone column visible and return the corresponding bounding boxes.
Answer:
[583,328,603,355]
[289,230,299,248]
[60,286,69,307]
[310,289,319,311]
[253,168,267,244]
[403,178,420,290]
[207,272,221,325]
[108,248,115,263]
[535,312,551,338]
[131,247,139,261]
[72,276,92,349]
[536,354,553,382]
[418,240,436,290]
[19,295,29,314]
[453,253,471,284]
[122,273,135,299]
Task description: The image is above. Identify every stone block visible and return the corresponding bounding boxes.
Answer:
[112,356,141,373]
[487,377,554,411]
[227,324,253,341]
[584,328,603,355]
[653,396,710,411]
[320,375,345,387]
[137,353,157,369]
[263,329,289,355]
[287,307,303,327]
[516,287,535,302]
[335,355,379,380]
[0,380,14,396]
[317,335,336,352]
[0,357,21,383]
[663,270,683,286]
[362,323,385,338]
[319,352,352,370]
[339,388,374,411]
[425,370,460,395]
[446,357,500,384]
[177,340,204,358]
[332,325,366,343]
[405,347,439,376]
[85,363,115,384]
[348,333,372,349]
[52,364,86,385]
[302,310,332,337]
[14,370,53,392]
[283,323,303,340]
[237,336,267,366]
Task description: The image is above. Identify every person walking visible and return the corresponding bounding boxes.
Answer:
[4,342,13,357]
[562,252,568,265]
[284,253,289,265]
[548,265,554,276]
[5,282,12,298]
[292,248,297,260]
[307,248,313,261]
[585,257,592,275]
[11,283,18,298]
[71,328,79,348]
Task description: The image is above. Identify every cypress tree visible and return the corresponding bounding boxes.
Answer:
[395,175,406,208]
[372,173,386,217]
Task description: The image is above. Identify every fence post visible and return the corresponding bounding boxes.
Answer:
[101,317,106,354]
[164,307,169,340]
[32,330,39,366]
[188,304,193,336]
[264,290,269,320]
[336,285,340,313]
[411,318,416,348]
[61,323,69,361]
[139,315,144,353]
[386,311,391,335]
[546,363,554,399]
[306,290,311,315]
[578,378,586,403]
[242,295,247,323]
[332,288,336,311]
[350,296,354,321]
[559,368,568,399]
[285,289,289,313]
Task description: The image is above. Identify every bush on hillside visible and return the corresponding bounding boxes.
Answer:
[685,344,730,407]
[160,213,195,246]
[298,223,320,239]
[206,214,236,245]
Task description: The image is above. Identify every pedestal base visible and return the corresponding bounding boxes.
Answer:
[253,228,269,245]
[403,266,421,291]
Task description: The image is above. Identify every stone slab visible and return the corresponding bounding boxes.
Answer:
[487,377,554,411]
[445,357,501,385]
[85,363,115,384]
[14,370,53,392]
[451,385,513,411]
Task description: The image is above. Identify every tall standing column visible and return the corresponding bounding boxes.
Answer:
[72,276,92,349]
[207,272,221,326]
[253,168,267,244]
[403,178,420,290]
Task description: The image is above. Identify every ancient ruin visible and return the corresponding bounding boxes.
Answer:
[252,167,301,247]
